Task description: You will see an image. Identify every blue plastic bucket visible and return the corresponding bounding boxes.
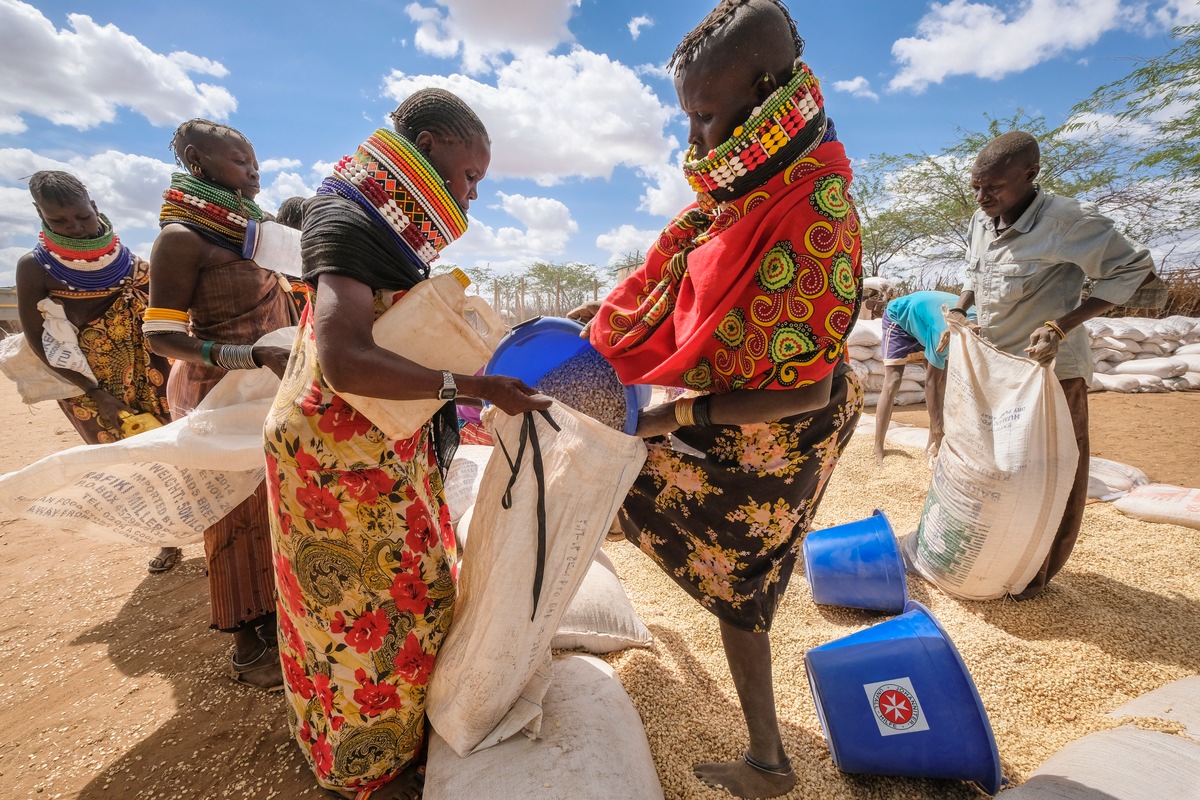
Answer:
[804,600,1002,795]
[802,509,908,613]
[484,317,649,435]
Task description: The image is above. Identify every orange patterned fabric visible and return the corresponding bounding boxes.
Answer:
[591,141,861,392]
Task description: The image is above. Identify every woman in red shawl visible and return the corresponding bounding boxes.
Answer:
[571,2,863,797]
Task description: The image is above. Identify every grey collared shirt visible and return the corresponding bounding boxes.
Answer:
[964,191,1154,381]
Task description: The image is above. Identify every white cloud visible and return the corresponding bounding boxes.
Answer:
[1156,0,1200,26]
[628,15,653,40]
[635,157,694,218]
[0,1,237,132]
[259,158,302,173]
[636,62,672,81]
[404,0,580,73]
[383,49,677,185]
[450,192,578,263]
[257,171,318,214]
[888,0,1126,93]
[832,76,880,101]
[596,224,660,265]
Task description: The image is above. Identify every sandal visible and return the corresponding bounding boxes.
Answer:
[230,642,284,691]
[147,546,183,574]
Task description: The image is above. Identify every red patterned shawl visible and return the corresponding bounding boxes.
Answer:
[591,141,862,392]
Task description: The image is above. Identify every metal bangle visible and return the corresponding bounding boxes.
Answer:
[674,397,696,427]
[692,395,713,427]
[213,343,258,370]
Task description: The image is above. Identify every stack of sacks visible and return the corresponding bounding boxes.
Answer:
[846,318,926,407]
[1086,315,1200,393]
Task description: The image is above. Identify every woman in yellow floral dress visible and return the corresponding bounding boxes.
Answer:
[264,90,547,800]
[571,3,864,798]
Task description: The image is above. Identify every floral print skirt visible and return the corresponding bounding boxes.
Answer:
[620,368,863,632]
[264,319,456,796]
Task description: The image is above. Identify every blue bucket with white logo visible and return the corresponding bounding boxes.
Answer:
[804,601,1002,795]
[802,509,908,613]
[484,317,649,435]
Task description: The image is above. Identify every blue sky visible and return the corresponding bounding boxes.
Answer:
[1,0,1197,287]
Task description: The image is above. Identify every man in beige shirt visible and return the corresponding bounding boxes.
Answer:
[947,131,1155,600]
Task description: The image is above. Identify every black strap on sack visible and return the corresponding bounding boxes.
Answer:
[497,409,561,620]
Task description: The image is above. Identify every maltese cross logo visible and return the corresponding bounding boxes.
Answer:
[877,689,914,725]
[862,677,930,736]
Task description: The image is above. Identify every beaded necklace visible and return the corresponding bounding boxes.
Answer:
[159,173,264,253]
[317,128,467,269]
[33,213,135,292]
[683,61,827,209]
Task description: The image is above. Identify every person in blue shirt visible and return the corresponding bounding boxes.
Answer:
[874,290,972,464]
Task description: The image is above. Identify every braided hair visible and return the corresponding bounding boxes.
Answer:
[28,170,90,207]
[390,88,489,145]
[168,118,251,168]
[668,0,805,74]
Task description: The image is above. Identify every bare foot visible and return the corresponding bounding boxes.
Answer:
[694,754,795,799]
[230,642,283,691]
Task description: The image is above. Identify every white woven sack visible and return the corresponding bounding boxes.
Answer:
[425,654,664,800]
[1087,457,1149,501]
[426,402,647,756]
[864,390,925,408]
[999,728,1200,800]
[1083,318,1112,337]
[1180,372,1200,389]
[846,317,882,347]
[1176,343,1200,356]
[1100,335,1140,353]
[1105,319,1148,342]
[443,445,491,533]
[1114,484,1200,530]
[0,333,84,404]
[1092,373,1140,393]
[552,549,652,654]
[1172,353,1200,373]
[1110,357,1187,378]
[1136,375,1168,392]
[848,345,876,362]
[912,316,1078,600]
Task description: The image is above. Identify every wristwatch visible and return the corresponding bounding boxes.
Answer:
[438,370,458,401]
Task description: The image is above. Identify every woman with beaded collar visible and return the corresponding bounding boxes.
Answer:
[571,1,864,797]
[14,171,178,575]
[146,119,295,690]
[264,89,548,799]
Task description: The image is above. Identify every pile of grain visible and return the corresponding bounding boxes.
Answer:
[533,347,628,431]
[601,433,1200,799]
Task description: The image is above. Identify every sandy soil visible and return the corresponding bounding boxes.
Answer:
[1,378,1197,800]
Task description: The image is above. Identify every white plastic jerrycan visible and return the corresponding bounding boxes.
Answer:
[336,268,507,440]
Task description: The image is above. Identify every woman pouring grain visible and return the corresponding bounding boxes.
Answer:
[569,2,864,796]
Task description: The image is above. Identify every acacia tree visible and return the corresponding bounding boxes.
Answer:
[855,109,1196,286]
[1071,22,1200,176]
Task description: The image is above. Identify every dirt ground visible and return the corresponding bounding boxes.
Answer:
[0,379,1197,800]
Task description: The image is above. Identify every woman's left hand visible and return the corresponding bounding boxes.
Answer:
[253,344,291,378]
[566,301,602,338]
[634,402,680,438]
